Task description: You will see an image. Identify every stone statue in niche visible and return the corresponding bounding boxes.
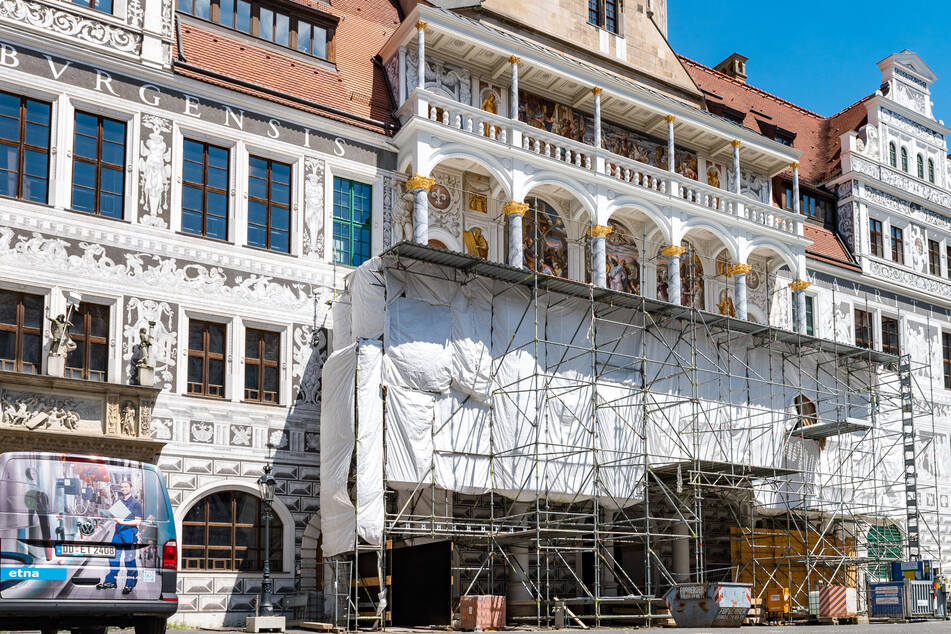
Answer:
[135,322,156,387]
[47,311,76,377]
[120,401,136,436]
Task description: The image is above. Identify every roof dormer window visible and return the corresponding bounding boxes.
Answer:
[177,0,336,62]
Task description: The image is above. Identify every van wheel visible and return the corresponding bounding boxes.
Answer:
[134,617,167,634]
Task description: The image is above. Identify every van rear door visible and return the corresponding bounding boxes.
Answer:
[0,454,167,602]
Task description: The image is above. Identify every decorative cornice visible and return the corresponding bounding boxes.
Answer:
[509,55,520,65]
[503,201,529,216]
[660,244,686,258]
[416,20,427,30]
[590,224,613,237]
[591,87,602,96]
[728,263,752,276]
[406,174,435,191]
[0,0,142,55]
[664,114,676,123]
[788,279,811,292]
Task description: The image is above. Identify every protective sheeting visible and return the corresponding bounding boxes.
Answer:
[356,340,384,547]
[320,343,357,557]
[323,258,900,548]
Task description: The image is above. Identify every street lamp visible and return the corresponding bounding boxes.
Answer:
[257,464,277,617]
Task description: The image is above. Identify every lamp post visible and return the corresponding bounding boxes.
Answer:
[257,464,277,617]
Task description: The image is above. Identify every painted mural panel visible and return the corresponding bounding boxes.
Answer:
[523,197,568,277]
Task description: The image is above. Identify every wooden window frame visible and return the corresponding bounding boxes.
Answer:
[244,328,280,404]
[65,302,109,381]
[181,139,230,240]
[854,309,873,349]
[890,225,904,264]
[181,491,283,572]
[929,158,936,183]
[0,91,51,203]
[917,153,925,179]
[869,218,883,257]
[587,0,621,35]
[332,176,373,267]
[944,332,951,390]
[901,146,908,172]
[71,111,126,218]
[0,289,42,373]
[247,156,292,253]
[178,0,336,61]
[187,319,226,398]
[929,239,941,276]
[881,315,900,355]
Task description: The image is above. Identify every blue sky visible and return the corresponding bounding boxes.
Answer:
[668,1,951,122]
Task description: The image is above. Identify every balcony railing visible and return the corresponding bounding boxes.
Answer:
[410,90,803,238]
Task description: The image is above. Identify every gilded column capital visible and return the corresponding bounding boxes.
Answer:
[503,201,529,216]
[790,161,800,170]
[728,263,752,276]
[509,55,520,65]
[406,174,435,191]
[590,224,613,237]
[664,114,676,123]
[591,86,603,96]
[416,20,428,30]
[730,139,742,148]
[660,244,686,258]
[788,279,811,292]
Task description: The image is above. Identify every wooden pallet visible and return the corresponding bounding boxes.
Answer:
[742,598,763,625]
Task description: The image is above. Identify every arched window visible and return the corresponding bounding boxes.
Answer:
[917,154,924,179]
[929,159,936,183]
[901,147,908,172]
[182,490,283,571]
[889,142,897,167]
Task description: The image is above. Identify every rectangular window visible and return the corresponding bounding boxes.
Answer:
[855,309,872,349]
[72,111,126,218]
[333,177,372,267]
[869,218,883,257]
[0,289,42,373]
[929,239,941,276]
[944,332,951,390]
[72,0,114,14]
[0,92,51,204]
[891,226,904,264]
[805,296,814,336]
[244,328,280,403]
[247,156,291,253]
[65,302,109,381]
[177,0,332,60]
[187,320,226,398]
[182,139,229,241]
[882,316,900,355]
[604,0,618,33]
[587,0,600,26]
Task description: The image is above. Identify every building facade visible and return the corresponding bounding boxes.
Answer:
[0,0,399,626]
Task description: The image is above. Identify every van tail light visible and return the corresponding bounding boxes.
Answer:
[162,539,177,570]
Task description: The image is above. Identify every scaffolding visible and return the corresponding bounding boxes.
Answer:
[323,209,942,628]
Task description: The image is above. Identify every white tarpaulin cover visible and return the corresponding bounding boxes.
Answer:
[322,259,894,553]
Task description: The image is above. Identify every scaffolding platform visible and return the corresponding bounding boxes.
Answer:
[791,418,872,440]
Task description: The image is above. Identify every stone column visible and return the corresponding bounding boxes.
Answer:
[509,56,520,119]
[590,224,612,287]
[416,21,427,90]
[592,87,603,149]
[407,174,435,244]
[661,244,686,305]
[729,263,752,321]
[672,518,691,583]
[791,162,801,214]
[665,115,676,172]
[731,139,742,195]
[504,201,529,268]
[789,279,811,334]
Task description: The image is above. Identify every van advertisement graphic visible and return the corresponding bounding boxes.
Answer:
[0,454,167,600]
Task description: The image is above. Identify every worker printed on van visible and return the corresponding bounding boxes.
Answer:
[96,479,143,593]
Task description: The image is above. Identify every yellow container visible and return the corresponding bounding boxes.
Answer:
[766,587,790,614]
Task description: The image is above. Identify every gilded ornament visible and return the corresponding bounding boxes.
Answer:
[502,201,529,216]
[788,279,812,291]
[406,174,435,191]
[660,244,686,258]
[590,224,613,237]
[728,263,752,276]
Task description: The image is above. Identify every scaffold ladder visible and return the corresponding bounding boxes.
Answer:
[899,354,920,560]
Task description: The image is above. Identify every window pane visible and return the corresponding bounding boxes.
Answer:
[99,166,123,194]
[219,0,234,27]
[98,192,123,219]
[187,356,203,387]
[263,332,279,361]
[206,215,227,241]
[208,493,231,522]
[312,26,327,59]
[188,322,205,351]
[182,209,202,236]
[72,184,96,213]
[101,140,124,166]
[297,22,311,54]
[208,145,229,169]
[0,291,16,325]
[177,0,192,13]
[274,12,289,46]
[74,134,98,161]
[207,324,223,354]
[234,494,258,524]
[74,112,98,138]
[259,7,274,40]
[25,122,49,148]
[96,0,113,13]
[208,165,228,191]
[183,158,203,185]
[194,0,210,19]
[245,330,260,359]
[236,0,251,32]
[21,333,41,370]
[263,365,278,393]
[22,294,42,328]
[101,118,125,144]
[24,150,48,179]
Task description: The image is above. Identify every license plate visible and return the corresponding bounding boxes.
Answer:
[55,544,115,558]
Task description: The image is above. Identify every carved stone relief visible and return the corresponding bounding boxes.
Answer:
[123,297,177,390]
[0,0,142,54]
[138,115,172,229]
[230,424,252,447]
[895,83,927,115]
[302,157,325,259]
[405,47,472,105]
[727,168,770,204]
[189,420,214,443]
[382,174,395,248]
[384,54,400,105]
[292,325,329,411]
[126,0,143,29]
[837,202,856,253]
[881,108,943,144]
[869,259,951,298]
[429,169,462,237]
[908,224,927,273]
[1,391,85,431]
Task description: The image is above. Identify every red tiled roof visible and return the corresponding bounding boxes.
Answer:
[803,223,860,271]
[175,0,400,134]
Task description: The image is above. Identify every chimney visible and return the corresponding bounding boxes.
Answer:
[714,53,749,83]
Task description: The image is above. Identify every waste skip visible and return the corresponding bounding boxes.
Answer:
[663,583,752,628]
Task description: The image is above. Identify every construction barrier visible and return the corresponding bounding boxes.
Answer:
[818,585,857,618]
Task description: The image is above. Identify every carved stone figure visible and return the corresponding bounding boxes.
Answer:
[120,401,136,436]
[48,313,77,357]
[1,394,80,431]
[138,116,172,227]
[303,157,326,258]
[135,324,154,368]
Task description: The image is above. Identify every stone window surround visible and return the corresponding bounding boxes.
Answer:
[179,308,233,401]
[236,317,292,407]
[867,207,951,282]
